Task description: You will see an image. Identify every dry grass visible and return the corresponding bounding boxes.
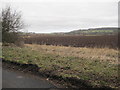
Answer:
[25,44,118,64]
[2,44,119,88]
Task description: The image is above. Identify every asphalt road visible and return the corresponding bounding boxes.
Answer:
[2,69,57,88]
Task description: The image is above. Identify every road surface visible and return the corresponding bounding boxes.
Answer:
[3,69,57,88]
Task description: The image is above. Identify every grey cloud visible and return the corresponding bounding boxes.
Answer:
[1,1,118,33]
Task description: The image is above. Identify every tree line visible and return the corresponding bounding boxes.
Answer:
[0,6,24,44]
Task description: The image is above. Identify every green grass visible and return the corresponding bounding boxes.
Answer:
[67,29,116,35]
[89,30,113,33]
[2,45,119,88]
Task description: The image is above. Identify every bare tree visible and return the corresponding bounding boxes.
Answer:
[2,6,24,43]
[0,17,2,42]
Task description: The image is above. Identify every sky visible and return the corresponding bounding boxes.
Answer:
[1,0,119,33]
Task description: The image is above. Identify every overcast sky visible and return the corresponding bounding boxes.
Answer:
[1,0,119,33]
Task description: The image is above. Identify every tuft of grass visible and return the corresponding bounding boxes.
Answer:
[2,44,119,88]
[25,44,118,64]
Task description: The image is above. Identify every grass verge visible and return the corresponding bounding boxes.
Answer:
[2,44,119,88]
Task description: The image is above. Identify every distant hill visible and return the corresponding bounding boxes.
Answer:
[21,27,119,36]
[64,27,118,35]
[52,27,119,35]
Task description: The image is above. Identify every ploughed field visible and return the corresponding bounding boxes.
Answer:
[24,34,119,49]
